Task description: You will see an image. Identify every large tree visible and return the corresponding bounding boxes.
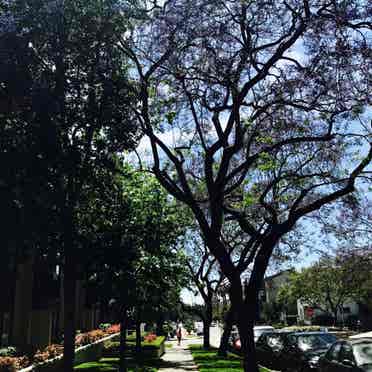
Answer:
[278,253,372,325]
[118,1,371,370]
[1,1,140,370]
[90,167,189,372]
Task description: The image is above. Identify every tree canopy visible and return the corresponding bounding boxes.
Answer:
[278,252,372,323]
[1,1,141,370]
[116,1,371,370]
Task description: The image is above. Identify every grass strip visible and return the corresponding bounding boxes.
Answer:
[189,345,273,372]
[75,357,158,372]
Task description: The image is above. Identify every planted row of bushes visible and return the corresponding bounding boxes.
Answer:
[0,325,120,371]
[0,356,30,372]
[103,335,166,359]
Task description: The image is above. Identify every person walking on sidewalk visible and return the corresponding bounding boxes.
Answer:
[176,326,182,346]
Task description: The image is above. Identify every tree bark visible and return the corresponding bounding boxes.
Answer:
[135,310,142,354]
[119,310,128,372]
[228,276,260,372]
[63,250,77,372]
[333,309,339,327]
[203,302,213,349]
[156,318,164,336]
[203,319,211,348]
[218,306,234,357]
[236,303,259,372]
[62,201,78,372]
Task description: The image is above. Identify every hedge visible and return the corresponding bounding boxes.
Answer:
[103,336,165,359]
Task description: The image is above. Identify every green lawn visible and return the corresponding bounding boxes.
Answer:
[75,357,158,372]
[189,345,272,372]
[75,335,166,371]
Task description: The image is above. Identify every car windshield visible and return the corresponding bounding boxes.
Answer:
[353,341,372,366]
[267,335,284,349]
[255,328,273,338]
[296,334,330,351]
[318,333,337,345]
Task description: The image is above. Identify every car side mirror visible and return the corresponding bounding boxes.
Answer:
[342,359,355,367]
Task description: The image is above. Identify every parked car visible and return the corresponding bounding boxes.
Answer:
[350,331,372,340]
[319,338,372,372]
[230,325,275,351]
[229,325,239,345]
[280,332,338,372]
[256,330,293,370]
[254,326,275,342]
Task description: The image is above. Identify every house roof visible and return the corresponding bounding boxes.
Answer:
[264,269,294,281]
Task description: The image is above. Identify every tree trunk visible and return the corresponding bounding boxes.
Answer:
[8,247,19,345]
[236,304,259,372]
[62,201,78,372]
[229,279,259,372]
[135,310,141,354]
[333,309,339,327]
[63,251,77,372]
[218,306,234,357]
[203,302,213,349]
[156,316,164,336]
[119,310,128,372]
[203,319,211,348]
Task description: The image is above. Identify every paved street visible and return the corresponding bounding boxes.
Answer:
[158,338,201,372]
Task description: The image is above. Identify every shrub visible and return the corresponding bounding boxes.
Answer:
[162,322,173,335]
[106,324,120,334]
[0,348,18,358]
[103,341,120,355]
[75,330,105,347]
[33,344,63,363]
[86,330,106,343]
[99,323,111,331]
[0,356,30,371]
[75,333,90,347]
[144,334,157,343]
[0,357,17,372]
[184,320,195,334]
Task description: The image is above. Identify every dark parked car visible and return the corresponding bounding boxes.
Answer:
[319,338,372,372]
[282,332,337,371]
[256,331,292,370]
[256,331,337,372]
[230,325,275,351]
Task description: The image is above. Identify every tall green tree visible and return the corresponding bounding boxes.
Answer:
[278,253,372,324]
[1,1,140,369]
[90,167,189,372]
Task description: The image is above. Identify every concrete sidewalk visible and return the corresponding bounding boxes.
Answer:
[158,338,200,372]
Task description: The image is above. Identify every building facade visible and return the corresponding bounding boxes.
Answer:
[0,255,101,350]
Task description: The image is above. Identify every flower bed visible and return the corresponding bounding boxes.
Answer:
[4,324,121,372]
[0,356,30,372]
